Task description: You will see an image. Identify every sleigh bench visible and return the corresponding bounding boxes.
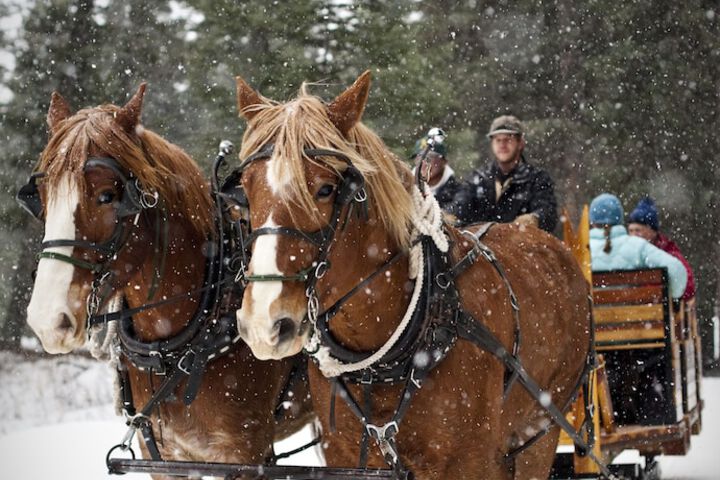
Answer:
[592,268,703,457]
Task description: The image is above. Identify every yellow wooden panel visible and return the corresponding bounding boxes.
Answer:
[596,342,665,351]
[594,304,664,324]
[595,326,665,343]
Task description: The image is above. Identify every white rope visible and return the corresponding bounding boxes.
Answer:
[309,245,425,377]
[410,183,448,254]
[308,184,449,377]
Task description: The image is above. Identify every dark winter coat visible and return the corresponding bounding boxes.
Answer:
[433,174,464,216]
[454,159,558,232]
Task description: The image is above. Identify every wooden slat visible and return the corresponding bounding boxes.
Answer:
[601,421,687,453]
[596,320,665,331]
[593,285,664,305]
[596,342,665,351]
[683,339,698,412]
[672,343,684,422]
[594,304,665,324]
[596,357,615,434]
[595,326,665,344]
[593,269,666,288]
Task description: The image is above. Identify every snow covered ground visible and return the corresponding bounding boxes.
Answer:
[0,350,717,479]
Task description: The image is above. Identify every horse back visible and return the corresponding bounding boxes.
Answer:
[449,222,591,417]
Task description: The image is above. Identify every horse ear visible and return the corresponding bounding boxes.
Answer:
[47,91,73,136]
[115,83,146,133]
[236,76,264,121]
[327,70,372,136]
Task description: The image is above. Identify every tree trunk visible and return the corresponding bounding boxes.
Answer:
[0,228,38,351]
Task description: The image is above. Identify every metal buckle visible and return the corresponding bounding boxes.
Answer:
[86,271,112,316]
[306,289,319,324]
[435,273,450,290]
[359,369,374,385]
[177,349,196,375]
[234,263,247,284]
[366,421,399,442]
[409,368,423,389]
[314,261,328,279]
[366,421,400,464]
[354,188,368,203]
[148,351,166,375]
[481,247,496,262]
[136,179,159,208]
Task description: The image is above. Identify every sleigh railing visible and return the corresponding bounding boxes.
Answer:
[591,269,703,453]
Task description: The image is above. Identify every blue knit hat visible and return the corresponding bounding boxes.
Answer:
[589,193,624,226]
[628,197,659,231]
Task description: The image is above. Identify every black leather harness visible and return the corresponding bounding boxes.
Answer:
[18,145,312,465]
[230,139,613,479]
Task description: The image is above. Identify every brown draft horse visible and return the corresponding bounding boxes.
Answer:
[23,85,312,477]
[233,71,591,479]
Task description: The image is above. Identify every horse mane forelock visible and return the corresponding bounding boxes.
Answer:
[239,89,413,249]
[38,104,214,237]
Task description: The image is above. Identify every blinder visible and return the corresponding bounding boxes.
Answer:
[302,148,366,206]
[17,172,46,220]
[84,157,144,219]
[19,156,157,274]
[16,157,145,223]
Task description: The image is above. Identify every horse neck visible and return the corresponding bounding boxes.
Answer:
[320,212,412,352]
[121,211,210,342]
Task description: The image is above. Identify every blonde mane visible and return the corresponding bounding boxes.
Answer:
[38,104,214,237]
[239,86,414,249]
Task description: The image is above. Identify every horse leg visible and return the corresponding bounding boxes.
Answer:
[512,425,561,480]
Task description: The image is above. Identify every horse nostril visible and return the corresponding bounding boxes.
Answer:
[274,318,296,344]
[58,313,73,332]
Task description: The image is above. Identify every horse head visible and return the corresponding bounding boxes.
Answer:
[234,71,415,360]
[23,85,213,354]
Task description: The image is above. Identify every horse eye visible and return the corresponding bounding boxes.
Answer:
[316,184,335,199]
[98,190,116,205]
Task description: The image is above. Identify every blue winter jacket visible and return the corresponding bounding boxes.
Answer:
[590,225,688,298]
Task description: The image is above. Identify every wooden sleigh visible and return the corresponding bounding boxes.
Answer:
[552,207,704,480]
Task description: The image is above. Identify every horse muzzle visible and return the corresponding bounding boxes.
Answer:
[236,313,305,360]
[27,310,84,354]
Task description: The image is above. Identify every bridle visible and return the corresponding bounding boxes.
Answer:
[231,143,368,324]
[17,157,161,317]
[18,157,156,267]
[18,145,252,462]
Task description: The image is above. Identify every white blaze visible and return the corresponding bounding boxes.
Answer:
[237,214,284,358]
[237,159,291,359]
[26,173,82,353]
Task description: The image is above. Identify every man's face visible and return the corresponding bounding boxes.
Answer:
[490,133,524,165]
[628,222,657,242]
[416,152,447,185]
